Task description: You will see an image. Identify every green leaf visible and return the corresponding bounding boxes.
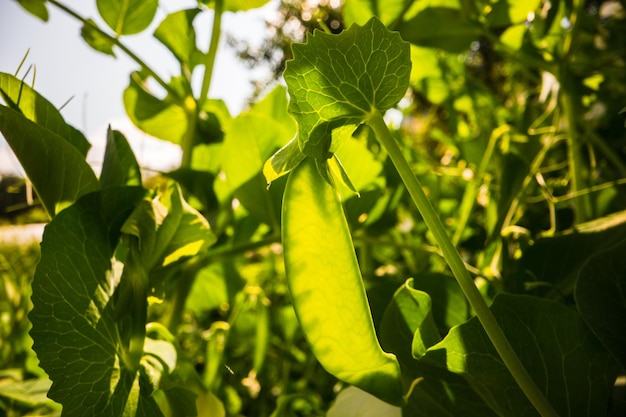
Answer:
[378,280,496,417]
[396,7,481,53]
[96,0,158,36]
[488,0,542,27]
[0,105,99,216]
[284,17,411,159]
[0,72,91,156]
[222,86,296,193]
[411,272,470,333]
[421,294,621,416]
[16,0,48,21]
[263,136,306,185]
[28,187,167,416]
[342,0,413,26]
[282,158,403,405]
[123,71,187,145]
[100,127,142,188]
[575,238,626,369]
[153,9,203,69]
[81,19,116,56]
[380,279,441,365]
[122,182,216,270]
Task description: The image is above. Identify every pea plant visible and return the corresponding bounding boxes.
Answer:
[1,0,625,416]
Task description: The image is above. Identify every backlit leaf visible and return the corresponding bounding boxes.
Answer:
[421,294,621,416]
[16,0,48,21]
[97,0,158,36]
[81,19,116,56]
[154,9,203,69]
[283,17,411,159]
[28,187,165,416]
[0,72,91,155]
[0,105,99,216]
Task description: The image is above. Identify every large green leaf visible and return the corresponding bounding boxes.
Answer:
[122,182,216,271]
[0,72,91,155]
[96,0,158,36]
[511,212,626,296]
[282,158,403,405]
[100,127,142,188]
[421,294,621,416]
[0,105,99,216]
[283,17,411,159]
[81,19,117,56]
[575,238,626,369]
[123,71,187,145]
[28,187,166,417]
[221,86,295,225]
[379,279,497,417]
[153,9,203,69]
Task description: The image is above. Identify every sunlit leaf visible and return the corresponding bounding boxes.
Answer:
[97,0,158,36]
[123,71,187,145]
[16,0,48,21]
[100,127,142,188]
[396,6,481,52]
[154,9,203,69]
[342,0,413,26]
[0,72,91,155]
[0,105,99,216]
[421,294,621,416]
[81,19,116,56]
[284,17,411,159]
[28,187,165,416]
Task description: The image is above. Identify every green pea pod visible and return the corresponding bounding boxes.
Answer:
[282,158,403,406]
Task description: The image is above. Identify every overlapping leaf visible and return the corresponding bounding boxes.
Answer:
[0,105,99,216]
[97,0,158,36]
[29,187,163,416]
[283,17,411,159]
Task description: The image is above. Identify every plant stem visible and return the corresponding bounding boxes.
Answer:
[198,0,224,109]
[47,0,178,100]
[367,111,559,417]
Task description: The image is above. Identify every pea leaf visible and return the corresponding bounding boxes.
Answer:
[0,105,99,216]
[28,187,166,416]
[153,9,203,69]
[0,72,91,156]
[421,294,621,416]
[96,0,158,36]
[575,238,626,369]
[342,0,413,26]
[283,17,411,159]
[81,19,116,56]
[16,0,48,21]
[100,127,142,188]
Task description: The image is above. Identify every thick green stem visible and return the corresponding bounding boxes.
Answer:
[367,111,559,417]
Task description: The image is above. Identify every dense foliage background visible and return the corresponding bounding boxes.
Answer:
[1,0,625,416]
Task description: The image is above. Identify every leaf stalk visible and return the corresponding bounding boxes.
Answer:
[367,111,559,417]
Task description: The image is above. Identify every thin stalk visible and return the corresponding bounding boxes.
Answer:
[48,0,178,100]
[368,111,559,417]
[198,0,224,109]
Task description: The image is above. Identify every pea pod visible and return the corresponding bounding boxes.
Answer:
[282,158,403,405]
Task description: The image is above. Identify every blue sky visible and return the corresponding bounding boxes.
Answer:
[0,0,277,175]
